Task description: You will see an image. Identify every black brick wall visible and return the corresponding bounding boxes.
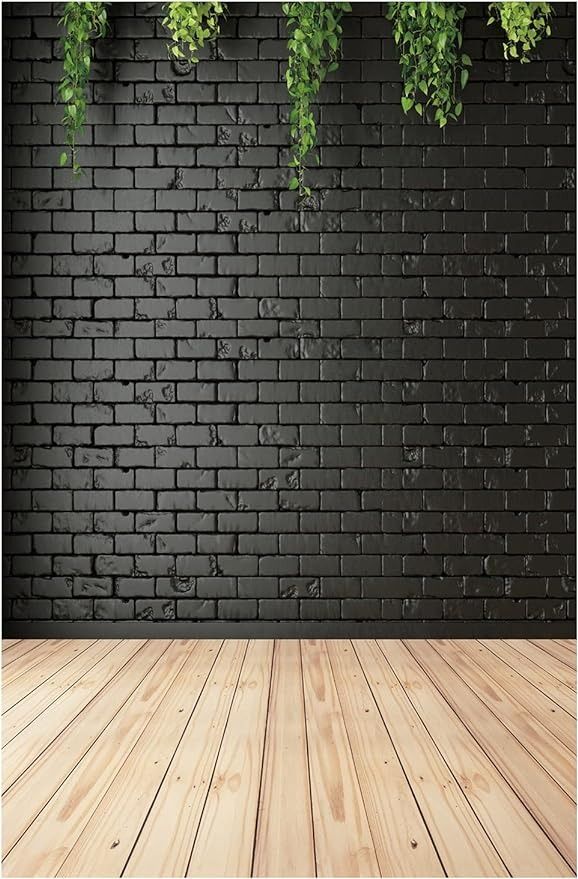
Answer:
[3,2,576,637]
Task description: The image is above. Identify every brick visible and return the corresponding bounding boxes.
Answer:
[2,3,574,633]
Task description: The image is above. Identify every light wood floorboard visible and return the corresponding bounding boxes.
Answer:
[479,639,576,718]
[3,638,576,878]
[505,639,576,690]
[531,639,577,670]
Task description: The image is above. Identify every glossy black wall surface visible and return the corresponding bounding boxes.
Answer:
[3,3,575,636]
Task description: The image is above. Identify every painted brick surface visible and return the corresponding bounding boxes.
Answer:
[3,2,575,632]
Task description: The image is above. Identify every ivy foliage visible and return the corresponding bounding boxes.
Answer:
[488,1,552,63]
[162,2,226,63]
[387,2,471,127]
[58,2,108,174]
[284,2,350,199]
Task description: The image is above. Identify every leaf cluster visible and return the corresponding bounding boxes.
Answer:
[283,2,350,199]
[488,1,552,63]
[58,1,108,174]
[162,2,226,63]
[387,2,470,128]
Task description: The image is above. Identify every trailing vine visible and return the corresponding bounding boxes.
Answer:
[162,2,226,63]
[488,2,552,63]
[387,2,471,127]
[58,1,108,174]
[53,3,556,188]
[283,2,350,199]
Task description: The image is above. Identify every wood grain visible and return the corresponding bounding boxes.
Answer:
[2,640,97,713]
[2,640,44,668]
[124,641,247,877]
[2,639,158,853]
[124,639,247,878]
[479,639,576,717]
[457,639,575,752]
[3,638,576,879]
[3,639,147,791]
[58,641,220,878]
[382,640,572,877]
[187,639,273,878]
[356,639,507,877]
[505,639,577,690]
[3,641,195,878]
[408,639,577,869]
[327,639,443,877]
[433,639,576,799]
[531,639,577,671]
[2,640,67,685]
[2,640,118,746]
[252,640,315,878]
[301,639,380,878]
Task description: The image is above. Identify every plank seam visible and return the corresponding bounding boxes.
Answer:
[476,639,576,720]
[377,640,509,877]
[2,640,98,715]
[350,640,449,878]
[530,640,577,671]
[2,641,121,747]
[427,640,576,803]
[1,640,170,859]
[57,640,222,878]
[3,640,149,792]
[182,640,250,878]
[324,640,382,876]
[464,640,576,749]
[298,639,318,879]
[409,640,575,872]
[249,639,276,878]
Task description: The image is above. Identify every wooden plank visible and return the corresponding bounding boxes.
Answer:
[252,640,316,878]
[433,639,576,799]
[2,641,119,745]
[3,640,196,878]
[186,639,274,878]
[2,641,66,683]
[381,640,572,877]
[2,640,97,713]
[531,639,577,671]
[2,639,160,854]
[407,639,577,869]
[300,639,379,878]
[480,640,576,718]
[2,639,147,790]
[2,640,44,668]
[57,641,221,878]
[326,640,443,878]
[457,639,575,753]
[1,641,21,650]
[356,640,506,877]
[505,639,576,690]
[124,640,247,878]
[553,639,577,654]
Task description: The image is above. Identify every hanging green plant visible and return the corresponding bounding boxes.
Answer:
[162,2,226,62]
[488,2,552,63]
[58,1,108,174]
[284,1,351,199]
[387,2,471,128]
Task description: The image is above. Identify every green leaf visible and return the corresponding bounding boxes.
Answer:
[401,96,413,113]
[283,0,347,195]
[59,151,68,166]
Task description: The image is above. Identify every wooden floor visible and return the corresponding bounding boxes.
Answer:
[1,638,576,877]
